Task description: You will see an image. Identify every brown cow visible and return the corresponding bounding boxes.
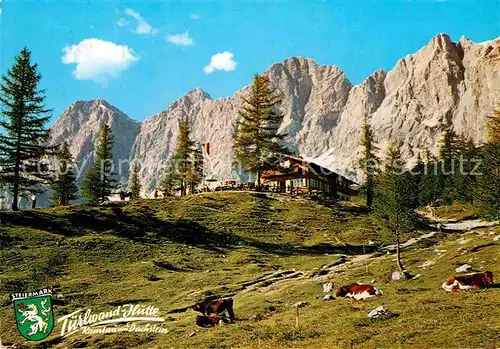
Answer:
[336,283,383,300]
[193,297,235,321]
[195,315,228,328]
[442,271,494,292]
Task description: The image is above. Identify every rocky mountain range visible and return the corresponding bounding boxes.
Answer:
[37,33,500,203]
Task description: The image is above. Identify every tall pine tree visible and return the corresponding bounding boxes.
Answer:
[171,118,199,196]
[358,113,379,209]
[50,142,78,206]
[129,162,141,200]
[0,48,54,210]
[186,146,203,194]
[159,165,177,197]
[418,149,441,206]
[374,142,419,272]
[81,124,117,204]
[233,74,287,186]
[438,128,461,204]
[475,107,500,219]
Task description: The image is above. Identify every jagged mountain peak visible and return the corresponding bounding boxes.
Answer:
[267,56,348,81]
[41,33,499,204]
[429,33,454,48]
[185,87,212,100]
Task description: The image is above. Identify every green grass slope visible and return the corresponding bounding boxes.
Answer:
[0,192,498,348]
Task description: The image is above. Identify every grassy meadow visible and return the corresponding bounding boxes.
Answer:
[0,192,499,348]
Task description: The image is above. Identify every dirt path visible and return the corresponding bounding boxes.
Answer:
[417,209,499,231]
[235,229,444,296]
[430,220,499,231]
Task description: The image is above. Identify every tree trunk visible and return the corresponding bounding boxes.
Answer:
[366,187,373,209]
[12,186,19,211]
[257,171,261,187]
[396,234,404,271]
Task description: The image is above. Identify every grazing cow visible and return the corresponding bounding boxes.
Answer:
[193,297,235,320]
[336,283,383,300]
[195,315,228,328]
[442,271,494,292]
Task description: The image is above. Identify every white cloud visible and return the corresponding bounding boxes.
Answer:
[166,32,194,46]
[124,8,158,36]
[0,9,2,16]
[189,14,200,20]
[204,51,237,74]
[117,17,129,27]
[62,39,139,83]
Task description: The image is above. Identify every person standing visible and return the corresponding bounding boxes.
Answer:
[31,194,37,209]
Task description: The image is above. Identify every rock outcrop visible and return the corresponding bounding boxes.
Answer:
[51,99,141,184]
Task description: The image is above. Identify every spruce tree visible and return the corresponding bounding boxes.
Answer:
[50,142,78,206]
[358,113,379,209]
[233,74,287,186]
[186,147,203,194]
[81,124,117,204]
[475,108,500,219]
[374,142,419,272]
[438,128,461,204]
[171,118,197,196]
[453,134,476,203]
[418,149,440,206]
[129,162,141,200]
[159,165,177,197]
[0,48,54,210]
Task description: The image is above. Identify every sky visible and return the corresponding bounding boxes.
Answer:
[0,1,499,124]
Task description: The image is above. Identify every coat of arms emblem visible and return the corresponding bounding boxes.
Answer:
[10,289,54,341]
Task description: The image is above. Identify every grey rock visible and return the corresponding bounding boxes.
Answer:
[323,282,333,293]
[391,271,408,281]
[367,306,397,320]
[455,264,472,273]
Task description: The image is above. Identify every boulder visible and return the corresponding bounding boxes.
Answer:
[455,264,472,273]
[367,306,397,320]
[323,282,333,293]
[391,271,408,281]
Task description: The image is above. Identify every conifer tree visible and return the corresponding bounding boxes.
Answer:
[438,128,461,204]
[418,149,440,206]
[81,124,117,204]
[475,108,500,219]
[50,142,78,206]
[358,113,379,209]
[233,74,287,186]
[129,162,141,200]
[374,142,419,272]
[171,118,197,196]
[186,147,203,194]
[159,165,177,197]
[453,134,476,203]
[0,48,54,210]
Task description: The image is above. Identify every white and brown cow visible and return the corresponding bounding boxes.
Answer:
[336,283,383,300]
[442,271,494,292]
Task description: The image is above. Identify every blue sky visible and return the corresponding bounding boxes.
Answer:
[1,1,499,123]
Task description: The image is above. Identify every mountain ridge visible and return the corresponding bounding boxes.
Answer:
[45,33,500,201]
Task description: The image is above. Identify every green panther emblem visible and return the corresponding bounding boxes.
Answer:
[11,289,54,341]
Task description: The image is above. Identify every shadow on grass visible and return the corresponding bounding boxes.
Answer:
[0,204,378,257]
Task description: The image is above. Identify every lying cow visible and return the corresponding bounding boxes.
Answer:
[442,271,493,292]
[193,297,235,320]
[195,315,229,328]
[336,283,383,300]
